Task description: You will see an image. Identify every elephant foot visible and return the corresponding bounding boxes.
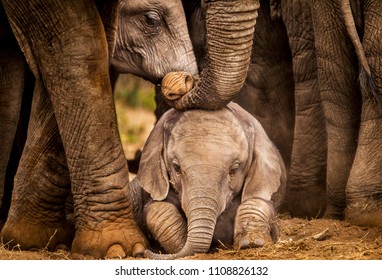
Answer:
[1,219,74,251]
[71,219,147,259]
[234,198,278,250]
[345,184,382,226]
[234,223,273,250]
[345,109,382,226]
[345,204,382,227]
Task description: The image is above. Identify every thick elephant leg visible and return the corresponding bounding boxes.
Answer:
[281,0,327,218]
[234,198,278,249]
[311,0,361,219]
[2,0,146,258]
[1,81,74,251]
[346,0,382,226]
[0,29,24,211]
[144,201,187,254]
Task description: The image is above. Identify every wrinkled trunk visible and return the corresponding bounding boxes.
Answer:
[145,186,220,260]
[166,0,260,110]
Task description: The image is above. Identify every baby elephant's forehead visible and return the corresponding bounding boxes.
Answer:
[168,109,248,156]
[172,109,243,135]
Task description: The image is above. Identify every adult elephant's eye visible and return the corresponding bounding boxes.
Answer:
[144,11,161,30]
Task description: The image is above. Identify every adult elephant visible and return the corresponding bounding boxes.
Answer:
[264,0,382,223]
[0,0,260,259]
[311,0,382,225]
[1,0,199,259]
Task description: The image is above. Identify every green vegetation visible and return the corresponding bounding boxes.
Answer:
[114,74,156,112]
[114,74,156,157]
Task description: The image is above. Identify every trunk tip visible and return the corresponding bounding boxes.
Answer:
[144,249,177,260]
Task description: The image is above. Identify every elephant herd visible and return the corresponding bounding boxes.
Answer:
[0,0,382,260]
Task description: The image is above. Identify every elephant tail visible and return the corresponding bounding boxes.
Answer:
[340,0,380,102]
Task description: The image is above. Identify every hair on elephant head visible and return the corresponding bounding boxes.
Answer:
[131,102,286,259]
[109,0,198,84]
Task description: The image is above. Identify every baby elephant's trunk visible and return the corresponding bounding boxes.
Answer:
[145,188,220,260]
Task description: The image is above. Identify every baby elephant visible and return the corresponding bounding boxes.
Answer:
[130,102,286,260]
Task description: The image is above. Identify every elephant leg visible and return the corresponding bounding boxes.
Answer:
[2,0,146,258]
[0,30,24,211]
[346,0,382,226]
[281,0,327,218]
[234,198,278,249]
[144,201,187,254]
[1,80,74,251]
[311,0,361,219]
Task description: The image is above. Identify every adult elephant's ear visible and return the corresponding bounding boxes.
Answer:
[135,109,177,201]
[229,103,286,209]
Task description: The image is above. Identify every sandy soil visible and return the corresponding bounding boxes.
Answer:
[1,215,381,260]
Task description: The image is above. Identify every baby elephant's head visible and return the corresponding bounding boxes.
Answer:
[135,102,286,259]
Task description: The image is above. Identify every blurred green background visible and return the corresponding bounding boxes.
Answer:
[114,74,156,159]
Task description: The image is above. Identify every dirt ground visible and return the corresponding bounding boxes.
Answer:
[1,215,381,260]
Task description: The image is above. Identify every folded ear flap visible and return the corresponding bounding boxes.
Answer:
[228,103,286,208]
[135,110,176,201]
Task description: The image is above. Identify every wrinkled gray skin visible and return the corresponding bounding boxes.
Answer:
[232,1,325,219]
[160,0,326,219]
[269,0,382,225]
[0,0,197,259]
[242,0,382,224]
[175,0,382,225]
[162,0,260,110]
[311,0,382,225]
[131,102,286,260]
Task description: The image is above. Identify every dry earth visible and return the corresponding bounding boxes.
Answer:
[1,215,382,260]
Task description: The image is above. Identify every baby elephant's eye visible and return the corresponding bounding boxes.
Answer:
[229,163,240,177]
[173,162,181,174]
[144,11,161,29]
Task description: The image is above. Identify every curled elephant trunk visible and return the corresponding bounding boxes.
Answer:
[163,0,259,111]
[145,188,220,260]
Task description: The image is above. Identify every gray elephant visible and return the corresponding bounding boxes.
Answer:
[243,0,382,224]
[161,0,325,218]
[0,0,198,258]
[309,0,382,225]
[130,102,286,260]
[265,0,382,224]
[165,0,382,227]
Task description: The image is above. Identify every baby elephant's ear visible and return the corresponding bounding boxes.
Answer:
[136,110,175,201]
[229,103,286,208]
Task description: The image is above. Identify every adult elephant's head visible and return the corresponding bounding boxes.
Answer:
[101,0,198,84]
[161,0,260,110]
